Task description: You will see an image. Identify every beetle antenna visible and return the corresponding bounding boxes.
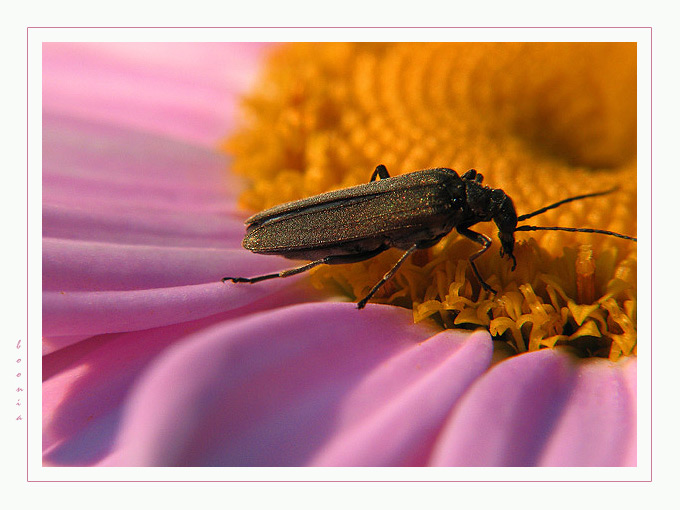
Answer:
[517,187,619,222]
[514,225,636,242]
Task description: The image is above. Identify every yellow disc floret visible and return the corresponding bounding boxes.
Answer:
[223,42,637,360]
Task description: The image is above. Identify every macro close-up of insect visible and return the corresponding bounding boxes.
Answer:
[222,164,637,309]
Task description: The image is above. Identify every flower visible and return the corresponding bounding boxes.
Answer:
[43,41,636,468]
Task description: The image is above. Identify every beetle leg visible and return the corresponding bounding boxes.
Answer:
[222,258,330,284]
[456,226,497,294]
[222,246,389,285]
[369,164,391,182]
[357,244,418,309]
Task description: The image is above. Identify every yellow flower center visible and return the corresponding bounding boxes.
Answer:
[223,42,637,361]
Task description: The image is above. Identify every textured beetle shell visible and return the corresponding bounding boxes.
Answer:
[242,168,468,261]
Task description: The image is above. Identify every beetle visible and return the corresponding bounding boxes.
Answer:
[222,164,637,308]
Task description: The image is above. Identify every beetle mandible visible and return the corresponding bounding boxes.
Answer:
[222,165,637,308]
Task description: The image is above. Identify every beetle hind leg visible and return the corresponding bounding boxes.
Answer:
[222,246,390,286]
[222,258,329,284]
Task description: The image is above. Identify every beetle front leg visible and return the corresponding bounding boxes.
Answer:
[456,226,497,294]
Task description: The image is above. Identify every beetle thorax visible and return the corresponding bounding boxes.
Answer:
[462,179,518,259]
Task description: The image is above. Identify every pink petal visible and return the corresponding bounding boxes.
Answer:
[537,357,637,466]
[43,42,273,146]
[43,113,245,247]
[429,349,636,466]
[98,303,492,466]
[309,329,492,466]
[43,41,334,467]
[43,112,308,337]
[42,334,93,355]
[43,284,326,466]
[621,358,637,466]
[43,277,298,336]
[43,202,245,248]
[43,239,275,291]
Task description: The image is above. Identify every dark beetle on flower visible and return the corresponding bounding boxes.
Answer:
[222,165,636,308]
